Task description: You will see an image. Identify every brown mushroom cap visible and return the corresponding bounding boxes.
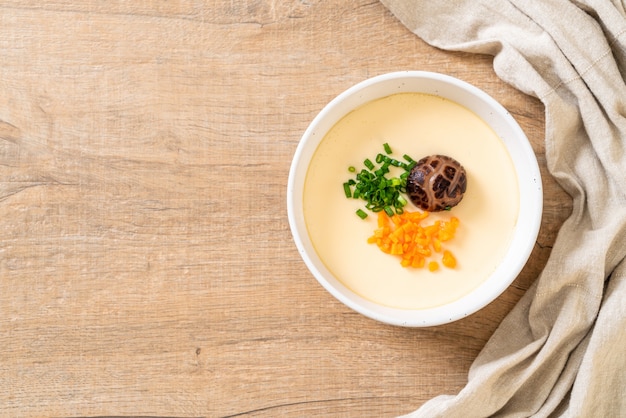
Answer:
[406,155,467,212]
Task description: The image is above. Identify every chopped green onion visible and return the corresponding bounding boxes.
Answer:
[343,182,352,198]
[344,143,417,218]
[356,209,368,219]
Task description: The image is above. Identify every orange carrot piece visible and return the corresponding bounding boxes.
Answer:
[367,209,460,271]
[442,250,457,268]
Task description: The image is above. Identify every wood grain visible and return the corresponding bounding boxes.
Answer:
[0,1,571,416]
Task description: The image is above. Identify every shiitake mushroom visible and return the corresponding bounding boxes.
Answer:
[406,155,467,212]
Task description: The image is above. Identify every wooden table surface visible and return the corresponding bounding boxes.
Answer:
[1,1,572,416]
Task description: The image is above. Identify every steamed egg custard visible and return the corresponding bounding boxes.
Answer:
[303,93,520,310]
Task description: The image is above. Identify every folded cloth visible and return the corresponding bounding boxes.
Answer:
[380,1,626,416]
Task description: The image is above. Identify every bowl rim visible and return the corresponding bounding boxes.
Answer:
[287,70,543,327]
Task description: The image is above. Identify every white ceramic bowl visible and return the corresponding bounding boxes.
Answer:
[287,71,542,327]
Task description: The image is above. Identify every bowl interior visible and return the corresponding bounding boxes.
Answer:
[287,71,542,327]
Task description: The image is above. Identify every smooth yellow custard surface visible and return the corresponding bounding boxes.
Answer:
[303,93,520,310]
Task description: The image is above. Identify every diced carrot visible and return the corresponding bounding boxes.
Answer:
[411,256,425,268]
[377,211,390,228]
[367,209,460,271]
[442,250,457,268]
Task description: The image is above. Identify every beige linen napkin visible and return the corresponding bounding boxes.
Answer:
[380,1,626,416]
